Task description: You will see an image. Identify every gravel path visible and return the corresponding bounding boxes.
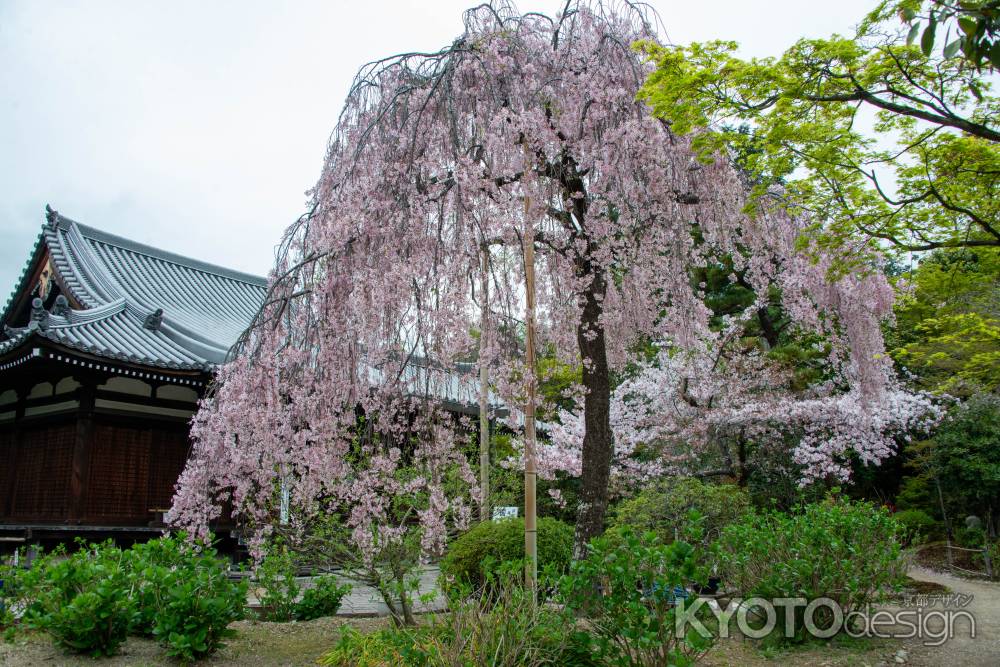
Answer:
[896,566,1000,666]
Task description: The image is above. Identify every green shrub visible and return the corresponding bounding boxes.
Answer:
[293,575,351,621]
[441,517,573,589]
[559,525,714,666]
[714,498,907,644]
[3,536,245,661]
[609,477,750,547]
[895,475,936,513]
[255,545,300,621]
[151,544,247,662]
[893,509,942,545]
[25,542,137,657]
[125,534,192,636]
[1,556,25,635]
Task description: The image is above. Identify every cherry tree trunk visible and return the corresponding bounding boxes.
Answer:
[573,268,613,559]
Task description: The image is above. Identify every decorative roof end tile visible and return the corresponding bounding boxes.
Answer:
[143,308,164,331]
[30,298,49,330]
[52,294,70,317]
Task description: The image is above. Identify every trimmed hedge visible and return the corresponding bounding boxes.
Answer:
[441,517,573,588]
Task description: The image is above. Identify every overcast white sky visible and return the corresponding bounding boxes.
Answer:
[0,0,876,293]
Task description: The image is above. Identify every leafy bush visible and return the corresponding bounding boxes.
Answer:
[125,534,193,636]
[294,575,351,621]
[560,525,714,666]
[150,544,247,662]
[1,556,26,636]
[895,475,936,514]
[255,545,300,621]
[441,517,573,589]
[609,477,750,546]
[3,536,245,661]
[24,542,137,657]
[714,498,907,644]
[893,509,942,545]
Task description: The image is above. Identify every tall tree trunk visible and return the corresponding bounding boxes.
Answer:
[573,268,612,560]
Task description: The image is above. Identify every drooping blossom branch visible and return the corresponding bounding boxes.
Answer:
[169,1,922,561]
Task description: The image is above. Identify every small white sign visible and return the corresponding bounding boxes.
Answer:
[492,506,519,521]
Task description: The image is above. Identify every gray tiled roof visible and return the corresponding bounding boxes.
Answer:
[0,208,268,370]
[0,207,504,413]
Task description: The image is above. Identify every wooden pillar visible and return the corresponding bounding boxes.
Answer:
[1,389,26,518]
[68,382,96,524]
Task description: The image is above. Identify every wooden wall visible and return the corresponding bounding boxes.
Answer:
[7,420,75,521]
[84,421,189,523]
[0,410,191,526]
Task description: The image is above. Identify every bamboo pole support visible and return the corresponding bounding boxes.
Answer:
[522,170,538,599]
[479,246,491,522]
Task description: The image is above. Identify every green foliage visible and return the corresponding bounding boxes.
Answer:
[441,517,574,590]
[6,536,245,662]
[23,541,136,657]
[898,0,1000,70]
[125,533,193,636]
[488,460,580,524]
[149,542,247,663]
[891,248,1000,395]
[321,564,596,667]
[537,353,583,420]
[893,508,943,544]
[919,394,1000,528]
[255,545,300,621]
[319,624,437,667]
[714,498,908,644]
[636,2,1000,259]
[895,473,938,513]
[560,526,714,666]
[431,563,591,666]
[1,553,33,636]
[123,535,246,662]
[609,477,750,547]
[293,575,351,621]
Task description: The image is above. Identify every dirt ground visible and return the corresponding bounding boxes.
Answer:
[895,566,1000,666]
[0,616,389,667]
[0,623,907,667]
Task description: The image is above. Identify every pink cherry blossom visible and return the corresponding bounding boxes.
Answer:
[168,2,928,555]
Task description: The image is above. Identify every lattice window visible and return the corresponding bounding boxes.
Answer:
[85,423,152,522]
[10,423,74,520]
[147,428,189,510]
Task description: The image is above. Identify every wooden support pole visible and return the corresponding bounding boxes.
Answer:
[523,174,538,599]
[479,246,491,523]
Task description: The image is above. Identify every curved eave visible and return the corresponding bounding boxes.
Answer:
[0,333,212,381]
